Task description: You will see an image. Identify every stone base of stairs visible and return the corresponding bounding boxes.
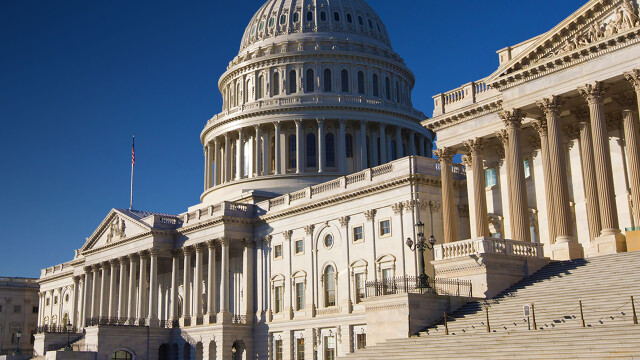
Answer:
[586,232,627,257]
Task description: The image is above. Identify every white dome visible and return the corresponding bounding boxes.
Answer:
[239,0,392,54]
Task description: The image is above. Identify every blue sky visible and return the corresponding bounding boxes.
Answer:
[0,0,586,277]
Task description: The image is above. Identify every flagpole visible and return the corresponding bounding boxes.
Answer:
[130,134,135,210]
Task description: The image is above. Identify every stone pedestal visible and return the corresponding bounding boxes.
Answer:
[586,233,627,256]
[550,241,584,260]
[216,310,232,324]
[626,230,640,252]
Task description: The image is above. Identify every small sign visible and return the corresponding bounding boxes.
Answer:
[523,304,530,316]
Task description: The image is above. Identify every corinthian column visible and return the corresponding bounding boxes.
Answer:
[295,120,303,173]
[434,148,458,243]
[206,240,217,323]
[194,245,204,320]
[274,121,282,175]
[224,133,231,183]
[214,137,221,186]
[218,238,231,323]
[108,260,118,319]
[254,125,262,176]
[318,118,325,173]
[463,138,490,238]
[237,128,245,179]
[127,254,137,324]
[169,250,179,323]
[572,107,602,241]
[137,252,148,321]
[531,119,558,243]
[579,83,621,237]
[148,249,159,326]
[182,247,192,324]
[499,110,531,242]
[623,70,640,225]
[118,257,127,319]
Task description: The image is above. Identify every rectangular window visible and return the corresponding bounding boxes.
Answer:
[14,305,21,314]
[275,339,283,360]
[33,306,38,314]
[382,268,394,294]
[379,220,391,236]
[485,168,497,187]
[353,226,363,242]
[524,160,531,178]
[355,273,366,303]
[324,336,336,360]
[54,296,58,305]
[46,298,50,306]
[274,244,283,259]
[296,282,305,310]
[295,240,304,255]
[356,333,367,350]
[0,305,3,312]
[275,286,284,313]
[296,338,305,360]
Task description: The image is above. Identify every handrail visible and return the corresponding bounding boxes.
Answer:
[365,276,472,298]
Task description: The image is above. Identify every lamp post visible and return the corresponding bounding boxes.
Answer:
[231,343,237,360]
[406,215,437,289]
[14,329,22,356]
[65,320,73,351]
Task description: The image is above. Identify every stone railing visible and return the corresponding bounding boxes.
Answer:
[231,315,247,324]
[41,262,75,279]
[183,201,253,225]
[432,79,499,117]
[207,93,425,126]
[435,162,467,179]
[433,237,545,261]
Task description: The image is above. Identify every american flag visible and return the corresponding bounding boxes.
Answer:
[131,134,135,167]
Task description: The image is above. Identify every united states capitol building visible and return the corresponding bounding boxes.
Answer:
[34,0,640,359]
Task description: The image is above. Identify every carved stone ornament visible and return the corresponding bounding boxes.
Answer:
[433,148,455,164]
[364,209,377,221]
[391,202,404,215]
[579,81,608,105]
[463,138,485,156]
[614,92,637,111]
[338,216,350,228]
[106,217,126,243]
[563,123,580,141]
[624,69,640,91]
[282,230,293,241]
[496,129,509,147]
[499,109,524,129]
[536,96,563,119]
[304,225,314,235]
[461,155,472,167]
[528,134,542,151]
[571,106,591,125]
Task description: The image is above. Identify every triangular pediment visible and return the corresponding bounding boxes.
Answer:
[487,0,640,83]
[80,209,153,253]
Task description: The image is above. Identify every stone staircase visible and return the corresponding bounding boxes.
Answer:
[341,251,640,359]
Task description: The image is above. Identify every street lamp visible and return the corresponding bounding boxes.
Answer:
[14,329,22,356]
[406,214,437,289]
[65,320,73,351]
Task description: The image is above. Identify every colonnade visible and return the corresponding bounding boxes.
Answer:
[204,119,432,190]
[435,72,640,256]
[37,277,81,329]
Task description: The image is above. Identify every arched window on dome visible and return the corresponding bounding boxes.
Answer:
[323,69,332,92]
[326,133,336,168]
[293,12,300,23]
[306,69,315,93]
[289,70,297,94]
[390,140,397,160]
[258,75,264,99]
[288,134,296,170]
[244,140,251,176]
[333,12,340,22]
[273,72,280,96]
[357,71,365,95]
[372,74,379,97]
[358,16,364,27]
[320,11,327,22]
[307,11,313,22]
[324,265,336,307]
[236,82,241,107]
[385,77,391,100]
[396,80,400,103]
[306,133,317,168]
[280,14,287,25]
[341,70,349,93]
[270,136,275,174]
[346,13,353,24]
[345,134,353,158]
[245,78,252,102]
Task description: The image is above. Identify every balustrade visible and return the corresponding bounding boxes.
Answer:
[434,238,545,261]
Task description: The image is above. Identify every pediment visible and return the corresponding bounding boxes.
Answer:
[80,209,152,253]
[487,0,640,83]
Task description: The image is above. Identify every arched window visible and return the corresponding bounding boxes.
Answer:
[289,134,296,169]
[323,69,332,92]
[324,266,336,307]
[320,11,327,21]
[345,134,353,158]
[341,70,349,93]
[390,140,397,160]
[307,11,313,22]
[258,75,264,99]
[306,133,317,168]
[372,74,379,97]
[326,133,336,167]
[306,69,315,93]
[270,137,276,172]
[334,12,340,22]
[236,82,241,107]
[385,77,391,100]
[111,351,133,360]
[289,70,297,94]
[273,72,280,96]
[357,71,365,95]
[245,78,252,102]
[244,141,251,176]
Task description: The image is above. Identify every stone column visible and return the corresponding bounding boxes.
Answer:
[182,247,192,324]
[82,268,91,327]
[379,124,387,164]
[127,254,137,323]
[434,148,458,243]
[395,127,403,160]
[572,108,602,241]
[339,119,347,172]
[499,110,531,242]
[274,121,282,175]
[623,70,640,225]
[531,119,558,244]
[206,240,217,323]
[463,138,490,238]
[371,127,379,166]
[295,120,303,173]
[214,137,221,186]
[169,250,179,322]
[118,257,127,319]
[148,249,159,326]
[409,132,417,156]
[204,144,210,192]
[254,125,262,176]
[237,128,245,179]
[360,121,368,169]
[262,130,269,176]
[108,260,118,319]
[99,264,108,319]
[579,82,624,248]
[419,136,426,157]
[194,245,204,320]
[137,252,148,321]
[72,276,80,327]
[243,240,255,324]
[218,238,231,323]
[224,133,231,183]
[318,118,325,173]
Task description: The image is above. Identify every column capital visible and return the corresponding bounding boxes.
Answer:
[282,230,293,241]
[316,117,325,125]
[304,225,315,235]
[273,120,281,129]
[531,118,548,137]
[495,129,509,147]
[624,69,640,92]
[433,147,455,164]
[207,239,218,249]
[194,243,206,253]
[338,216,350,228]
[463,138,485,155]
[499,109,524,129]
[364,209,377,221]
[137,250,150,258]
[73,276,81,284]
[461,155,472,167]
[242,238,256,248]
[237,127,244,136]
[169,249,181,257]
[528,134,542,151]
[149,248,161,257]
[571,106,591,125]
[391,202,404,215]
[614,92,637,111]
[109,259,119,266]
[224,132,230,140]
[84,266,92,274]
[606,112,623,131]
[562,123,580,142]
[294,119,302,126]
[264,235,273,245]
[219,237,231,247]
[127,253,139,261]
[536,96,564,119]
[579,81,608,105]
[182,246,195,255]
[339,118,346,126]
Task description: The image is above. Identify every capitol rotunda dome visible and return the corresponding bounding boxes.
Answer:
[199,0,434,204]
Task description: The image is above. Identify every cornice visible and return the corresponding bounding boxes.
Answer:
[425,99,503,132]
[81,230,154,256]
[177,215,253,235]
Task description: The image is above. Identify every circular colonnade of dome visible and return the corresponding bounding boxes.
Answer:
[200,0,434,203]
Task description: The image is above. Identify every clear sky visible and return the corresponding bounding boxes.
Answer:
[0,0,586,277]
